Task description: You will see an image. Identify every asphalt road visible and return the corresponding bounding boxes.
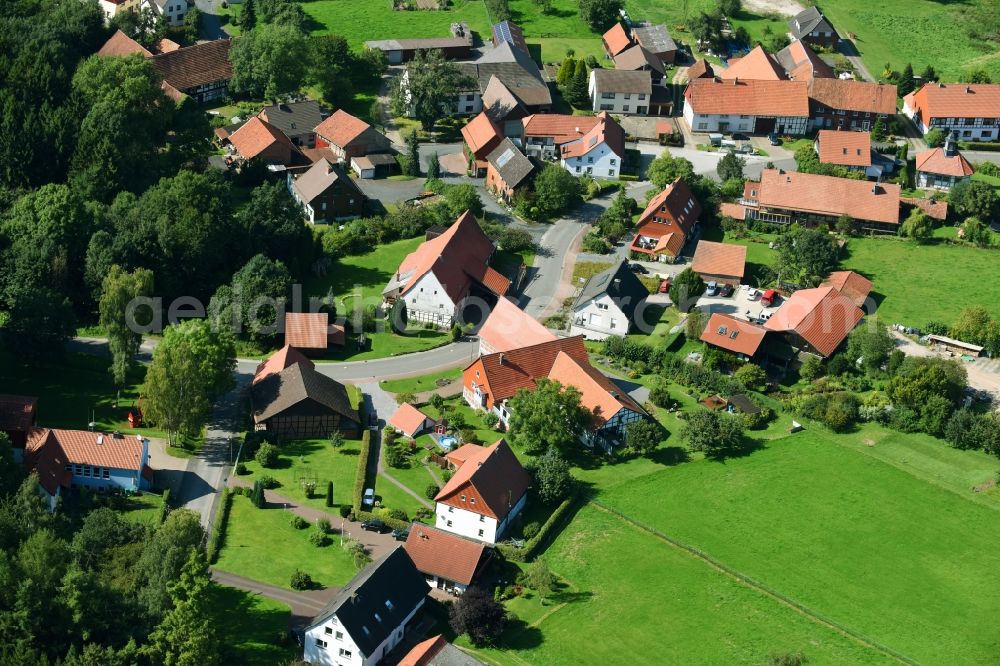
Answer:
[194,0,226,40]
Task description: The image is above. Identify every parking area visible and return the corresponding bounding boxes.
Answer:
[697,284,780,324]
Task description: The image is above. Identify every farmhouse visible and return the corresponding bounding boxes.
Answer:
[283,311,344,353]
[434,439,530,544]
[228,116,302,166]
[570,260,649,340]
[588,69,654,115]
[0,395,37,460]
[788,6,840,49]
[822,270,873,309]
[775,40,834,81]
[365,22,472,64]
[613,45,666,85]
[478,297,556,355]
[903,82,1000,142]
[382,212,509,327]
[814,130,892,178]
[683,78,810,135]
[558,112,626,178]
[287,158,365,223]
[258,100,324,149]
[807,78,896,132]
[914,135,975,190]
[492,20,528,53]
[764,286,864,357]
[253,345,314,385]
[631,23,678,64]
[403,524,492,594]
[314,110,392,162]
[96,29,152,57]
[461,112,503,176]
[149,39,232,103]
[399,635,485,666]
[719,46,786,81]
[602,22,633,58]
[303,548,428,666]
[389,403,433,440]
[25,428,152,510]
[251,362,360,439]
[485,139,535,204]
[448,43,552,117]
[691,240,747,286]
[700,313,769,361]
[731,169,901,233]
[629,177,701,261]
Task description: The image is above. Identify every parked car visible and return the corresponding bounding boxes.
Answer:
[731,132,749,141]
[361,518,388,533]
[720,284,734,297]
[392,528,410,542]
[706,281,719,296]
[768,133,781,145]
[746,288,760,301]
[659,279,671,293]
[362,488,374,507]
[761,289,777,307]
[630,263,649,274]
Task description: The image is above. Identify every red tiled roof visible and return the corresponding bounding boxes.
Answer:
[904,83,1000,122]
[808,78,896,115]
[435,439,530,521]
[478,298,556,354]
[253,345,315,385]
[687,59,715,79]
[461,112,502,156]
[389,403,431,438]
[156,38,181,53]
[684,78,809,116]
[719,46,786,81]
[0,395,37,434]
[469,265,511,297]
[399,635,447,666]
[720,202,748,220]
[755,169,900,225]
[149,39,232,92]
[781,40,834,81]
[636,177,700,233]
[822,271,873,308]
[816,130,871,167]
[229,116,296,160]
[654,231,684,256]
[26,428,145,495]
[915,147,975,178]
[700,314,768,356]
[314,109,372,149]
[691,241,747,279]
[445,443,484,468]
[522,114,601,145]
[404,525,489,586]
[284,312,329,351]
[602,23,632,57]
[764,286,864,357]
[560,112,625,159]
[547,351,638,427]
[97,30,152,58]
[470,336,590,403]
[902,197,948,221]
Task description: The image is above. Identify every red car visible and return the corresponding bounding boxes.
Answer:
[659,279,671,293]
[761,289,777,307]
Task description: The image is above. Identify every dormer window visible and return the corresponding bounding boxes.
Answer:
[362,626,370,636]
[385,599,394,610]
[374,612,383,623]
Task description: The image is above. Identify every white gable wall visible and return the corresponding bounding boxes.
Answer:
[436,501,499,544]
[570,293,631,340]
[401,272,458,327]
[560,142,620,178]
[304,601,424,666]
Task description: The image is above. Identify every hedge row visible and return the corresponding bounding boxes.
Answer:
[496,493,578,563]
[206,488,233,564]
[352,430,372,514]
[354,510,412,531]
[158,488,171,525]
[961,141,1000,152]
[618,174,639,181]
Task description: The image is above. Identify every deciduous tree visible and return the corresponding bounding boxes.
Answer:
[671,269,706,314]
[450,586,506,647]
[646,151,695,189]
[390,50,476,131]
[680,410,745,458]
[716,150,746,182]
[533,165,582,219]
[508,380,592,455]
[100,267,154,393]
[531,447,574,505]
[229,24,310,100]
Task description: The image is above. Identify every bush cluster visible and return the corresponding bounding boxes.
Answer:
[352,430,372,514]
[206,488,233,564]
[497,493,577,563]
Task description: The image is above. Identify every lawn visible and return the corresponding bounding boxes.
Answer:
[599,430,1000,664]
[205,585,297,666]
[119,492,165,526]
[302,0,492,48]
[238,438,361,510]
[379,367,462,395]
[216,495,358,590]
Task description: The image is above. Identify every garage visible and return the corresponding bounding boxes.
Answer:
[753,117,776,134]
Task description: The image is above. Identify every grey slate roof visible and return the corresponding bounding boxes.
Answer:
[290,158,362,204]
[456,43,552,107]
[789,6,835,40]
[632,24,677,55]
[428,643,486,666]
[572,260,649,322]
[613,45,665,75]
[260,100,324,138]
[486,138,534,188]
[251,361,359,424]
[591,68,653,95]
[306,548,429,658]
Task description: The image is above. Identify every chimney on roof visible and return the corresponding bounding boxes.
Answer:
[613,278,621,288]
[498,353,504,365]
[966,86,971,94]
[96,434,104,445]
[734,76,739,85]
[575,127,581,133]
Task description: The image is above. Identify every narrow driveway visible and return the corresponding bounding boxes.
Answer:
[193,0,227,40]
[210,569,336,632]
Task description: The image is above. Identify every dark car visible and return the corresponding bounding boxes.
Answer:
[361,519,388,533]
[630,263,649,274]
[731,132,749,141]
[720,284,735,297]
[392,528,410,542]
[768,133,781,146]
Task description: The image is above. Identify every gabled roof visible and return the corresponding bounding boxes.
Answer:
[790,6,836,40]
[314,109,374,148]
[446,443,484,468]
[546,351,640,426]
[572,260,649,321]
[258,100,324,138]
[808,78,896,115]
[691,241,747,279]
[149,38,232,92]
[654,231,684,256]
[764,286,864,357]
[775,40,834,81]
[719,46,786,81]
[284,312,330,350]
[614,45,665,75]
[307,548,428,657]
[0,395,37,434]
[637,177,701,233]
[684,78,809,117]
[253,345,315,385]
[902,196,948,221]
[903,83,1000,121]
[822,271,873,308]
[457,45,551,108]
[470,336,590,403]
[915,147,975,178]
[687,59,715,79]
[251,363,358,424]
[700,313,769,356]
[632,24,677,55]
[97,30,152,58]
[602,23,633,57]
[403,525,490,586]
[399,635,484,666]
[26,429,145,494]
[461,111,503,155]
[391,212,496,304]
[560,112,626,160]
[816,130,872,167]
[478,298,556,354]
[289,158,361,203]
[481,75,527,122]
[522,114,601,144]
[434,439,530,521]
[492,20,527,54]
[590,68,652,95]
[754,169,900,225]
[487,138,535,189]
[229,116,297,161]
[389,403,431,438]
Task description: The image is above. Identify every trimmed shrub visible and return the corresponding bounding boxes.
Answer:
[339,504,352,518]
[522,521,541,540]
[316,518,331,533]
[258,475,279,489]
[235,462,247,475]
[325,481,334,507]
[352,430,372,514]
[254,442,278,468]
[158,488,171,525]
[497,493,577,563]
[290,515,309,530]
[206,488,233,564]
[425,484,440,500]
[290,570,313,590]
[309,530,329,547]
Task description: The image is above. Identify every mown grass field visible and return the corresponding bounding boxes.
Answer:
[379,367,461,394]
[238,438,361,509]
[302,0,491,48]
[205,585,297,666]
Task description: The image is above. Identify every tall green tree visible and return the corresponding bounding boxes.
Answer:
[229,24,310,100]
[236,181,313,278]
[507,379,592,455]
[309,34,354,106]
[773,225,839,287]
[406,130,421,177]
[557,55,575,86]
[390,50,477,131]
[900,209,933,242]
[680,410,745,459]
[0,434,24,500]
[716,150,746,182]
[143,550,219,666]
[427,152,441,180]
[646,151,696,189]
[578,0,624,31]
[670,268,706,313]
[845,322,895,372]
[962,216,994,247]
[950,180,999,221]
[241,0,257,31]
[533,165,582,219]
[100,267,154,393]
[531,447,574,505]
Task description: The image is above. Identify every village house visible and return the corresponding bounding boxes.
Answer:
[629,177,701,262]
[683,78,810,135]
[914,134,975,190]
[558,111,626,178]
[461,112,504,176]
[0,395,38,462]
[808,78,897,132]
[903,82,1000,142]
[700,313,769,362]
[258,100,325,149]
[788,6,840,49]
[303,548,429,666]
[477,297,556,355]
[485,138,536,204]
[463,337,648,451]
[25,428,153,510]
[522,114,599,160]
[382,212,509,328]
[764,286,865,358]
[492,20,528,53]
[399,635,485,666]
[631,24,678,65]
[691,240,747,286]
[403,524,492,594]
[228,116,302,167]
[570,260,650,340]
[388,403,433,440]
[588,69,654,115]
[821,270,873,310]
[602,22,633,58]
[775,40,834,81]
[149,0,188,26]
[613,45,666,85]
[365,22,472,64]
[149,39,233,103]
[450,43,552,118]
[434,439,530,544]
[814,130,894,178]
[719,46,786,81]
[96,29,152,57]
[287,158,365,223]
[251,357,360,439]
[725,169,901,233]
[283,311,345,353]
[314,110,393,163]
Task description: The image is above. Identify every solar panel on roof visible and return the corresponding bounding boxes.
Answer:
[496,149,515,168]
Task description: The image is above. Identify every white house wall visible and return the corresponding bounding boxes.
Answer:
[684,107,808,135]
[304,601,424,666]
[401,272,457,327]
[561,143,621,178]
[436,502,500,544]
[571,293,631,339]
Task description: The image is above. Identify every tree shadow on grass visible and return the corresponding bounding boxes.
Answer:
[703,437,764,463]
[500,617,543,651]
[648,445,690,466]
